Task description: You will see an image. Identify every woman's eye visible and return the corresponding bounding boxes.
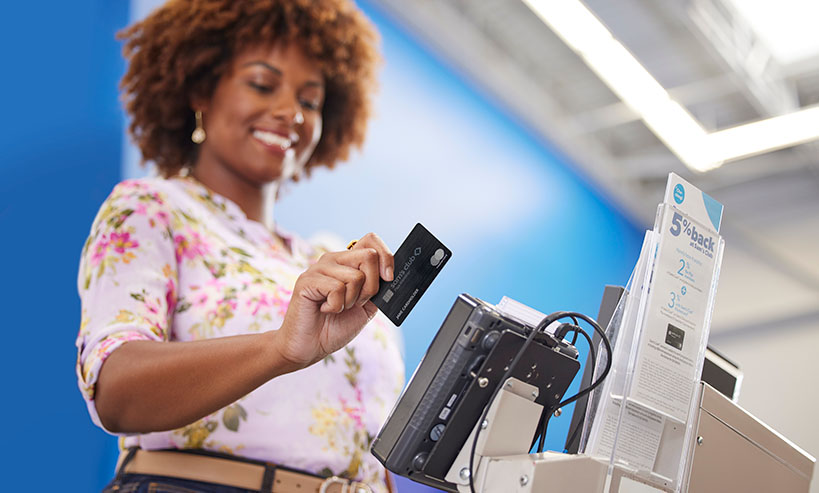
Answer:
[249,82,273,94]
[300,99,321,111]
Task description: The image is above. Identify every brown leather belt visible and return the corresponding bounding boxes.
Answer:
[119,449,373,493]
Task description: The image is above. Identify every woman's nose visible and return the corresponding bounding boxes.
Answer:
[271,90,303,126]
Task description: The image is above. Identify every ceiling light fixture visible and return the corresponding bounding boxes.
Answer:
[522,0,819,172]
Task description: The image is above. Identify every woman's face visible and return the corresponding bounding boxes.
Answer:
[195,42,324,185]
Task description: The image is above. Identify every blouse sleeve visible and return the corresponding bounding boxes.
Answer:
[75,180,178,433]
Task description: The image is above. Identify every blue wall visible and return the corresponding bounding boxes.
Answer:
[1,1,642,491]
[1,1,128,490]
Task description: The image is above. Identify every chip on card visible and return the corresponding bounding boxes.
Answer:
[372,223,451,326]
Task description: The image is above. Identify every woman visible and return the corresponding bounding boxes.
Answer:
[75,1,405,492]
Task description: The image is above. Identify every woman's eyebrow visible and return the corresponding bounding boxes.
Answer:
[241,61,323,88]
[303,80,324,89]
[242,61,282,75]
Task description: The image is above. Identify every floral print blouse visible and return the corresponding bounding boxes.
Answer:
[75,177,405,491]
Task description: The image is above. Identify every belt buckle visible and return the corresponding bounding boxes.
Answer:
[319,476,373,493]
[349,481,373,493]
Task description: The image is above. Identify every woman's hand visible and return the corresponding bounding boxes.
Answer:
[275,232,394,369]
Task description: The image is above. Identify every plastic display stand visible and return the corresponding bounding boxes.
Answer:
[580,173,724,492]
[444,173,727,493]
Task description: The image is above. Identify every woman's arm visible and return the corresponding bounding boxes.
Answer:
[94,233,394,434]
[94,331,290,433]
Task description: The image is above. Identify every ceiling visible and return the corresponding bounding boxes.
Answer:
[372,0,819,339]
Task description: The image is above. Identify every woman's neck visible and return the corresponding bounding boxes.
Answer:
[188,163,279,230]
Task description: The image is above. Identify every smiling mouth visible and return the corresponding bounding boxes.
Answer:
[252,130,294,150]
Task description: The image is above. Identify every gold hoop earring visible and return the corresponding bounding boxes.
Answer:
[191,110,206,144]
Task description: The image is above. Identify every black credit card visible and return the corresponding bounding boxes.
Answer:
[665,323,685,351]
[372,223,451,326]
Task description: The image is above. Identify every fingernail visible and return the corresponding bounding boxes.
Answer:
[386,266,393,281]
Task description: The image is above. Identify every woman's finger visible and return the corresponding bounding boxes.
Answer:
[313,262,366,310]
[323,248,381,302]
[362,300,378,320]
[298,272,347,314]
[352,232,394,282]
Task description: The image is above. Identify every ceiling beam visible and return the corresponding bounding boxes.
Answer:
[372,0,654,224]
[567,73,741,136]
[684,0,798,117]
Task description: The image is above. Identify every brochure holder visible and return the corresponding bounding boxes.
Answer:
[580,173,725,491]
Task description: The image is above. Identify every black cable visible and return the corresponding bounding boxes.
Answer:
[563,406,586,453]
[467,314,556,493]
[566,316,579,345]
[537,324,595,453]
[467,311,613,492]
[562,325,596,452]
[536,313,612,454]
[534,324,587,451]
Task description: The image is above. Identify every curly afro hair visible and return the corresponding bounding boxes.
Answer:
[118,0,380,177]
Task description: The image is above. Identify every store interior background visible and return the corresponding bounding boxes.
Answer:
[1,0,816,491]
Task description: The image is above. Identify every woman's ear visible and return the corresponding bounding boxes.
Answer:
[189,90,210,113]
[190,100,208,114]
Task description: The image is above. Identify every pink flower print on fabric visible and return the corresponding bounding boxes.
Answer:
[156,210,170,226]
[150,210,171,229]
[143,298,160,316]
[110,232,139,254]
[90,236,110,267]
[247,292,273,316]
[148,191,164,205]
[165,278,176,313]
[205,277,227,291]
[245,287,290,318]
[118,179,145,191]
[273,286,292,318]
[174,228,210,262]
[163,264,177,313]
[194,292,209,307]
[207,298,237,329]
[339,395,365,429]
